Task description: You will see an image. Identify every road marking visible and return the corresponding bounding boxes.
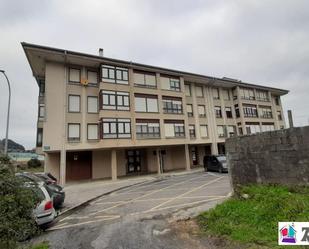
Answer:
[148,176,225,211]
[47,216,120,231]
[88,174,209,216]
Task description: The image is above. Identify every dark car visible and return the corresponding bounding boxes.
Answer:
[16,172,65,209]
[203,155,228,173]
[34,172,58,184]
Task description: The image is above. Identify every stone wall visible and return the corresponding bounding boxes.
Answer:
[226,126,309,188]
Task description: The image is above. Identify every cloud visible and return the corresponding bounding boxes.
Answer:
[0,0,309,148]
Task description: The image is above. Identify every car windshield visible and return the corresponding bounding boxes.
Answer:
[217,156,226,162]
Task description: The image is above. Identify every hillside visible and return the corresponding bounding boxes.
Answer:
[0,139,25,152]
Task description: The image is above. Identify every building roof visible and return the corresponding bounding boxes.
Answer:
[21,42,289,95]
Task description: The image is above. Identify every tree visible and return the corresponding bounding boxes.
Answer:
[0,156,39,249]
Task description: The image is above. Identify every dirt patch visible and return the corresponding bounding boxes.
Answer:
[169,219,269,249]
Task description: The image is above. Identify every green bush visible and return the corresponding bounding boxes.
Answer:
[0,156,39,249]
[27,158,42,168]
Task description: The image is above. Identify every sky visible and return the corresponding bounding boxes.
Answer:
[0,0,309,149]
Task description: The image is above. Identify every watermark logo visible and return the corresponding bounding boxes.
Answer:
[279,222,309,245]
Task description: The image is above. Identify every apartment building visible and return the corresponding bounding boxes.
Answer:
[22,42,288,185]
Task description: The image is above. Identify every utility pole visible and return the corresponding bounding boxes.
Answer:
[287,110,294,128]
[0,70,11,155]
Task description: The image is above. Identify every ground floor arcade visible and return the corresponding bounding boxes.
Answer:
[45,143,223,185]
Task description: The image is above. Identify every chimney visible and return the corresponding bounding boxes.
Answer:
[99,48,104,57]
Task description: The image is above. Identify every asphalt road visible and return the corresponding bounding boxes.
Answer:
[33,171,231,249]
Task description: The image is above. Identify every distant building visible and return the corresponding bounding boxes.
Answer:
[8,152,44,162]
[22,42,288,185]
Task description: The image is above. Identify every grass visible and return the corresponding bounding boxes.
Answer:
[29,241,49,249]
[197,185,309,248]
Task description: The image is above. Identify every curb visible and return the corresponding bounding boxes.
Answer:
[56,178,155,220]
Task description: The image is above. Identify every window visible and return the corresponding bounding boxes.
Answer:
[228,126,236,137]
[68,123,80,141]
[162,97,183,114]
[164,121,185,138]
[240,88,255,100]
[200,125,208,138]
[185,84,191,96]
[161,76,181,91]
[69,68,81,83]
[225,107,233,118]
[38,105,45,118]
[87,70,98,86]
[198,105,206,118]
[186,104,193,117]
[196,86,204,97]
[215,106,222,118]
[245,122,260,134]
[243,104,258,118]
[261,123,275,132]
[256,90,269,101]
[68,95,80,113]
[36,128,43,147]
[232,88,238,100]
[136,120,160,139]
[275,96,280,105]
[102,118,131,138]
[277,111,282,120]
[133,70,156,88]
[87,96,98,113]
[135,94,158,112]
[259,106,272,119]
[87,124,98,140]
[101,90,130,110]
[189,125,195,138]
[213,88,220,99]
[217,125,225,138]
[235,104,240,118]
[101,65,128,84]
[222,89,230,101]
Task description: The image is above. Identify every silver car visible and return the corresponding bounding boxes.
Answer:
[32,183,56,226]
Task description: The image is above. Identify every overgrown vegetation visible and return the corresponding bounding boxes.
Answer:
[0,156,39,249]
[29,241,49,249]
[198,185,309,248]
[27,158,42,168]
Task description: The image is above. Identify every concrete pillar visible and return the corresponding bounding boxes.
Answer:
[156,148,161,175]
[185,144,191,171]
[111,149,117,181]
[59,149,66,186]
[211,143,218,155]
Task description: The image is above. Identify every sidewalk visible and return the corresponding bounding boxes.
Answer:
[60,167,204,216]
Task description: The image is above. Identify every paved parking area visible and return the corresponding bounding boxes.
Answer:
[49,172,231,231]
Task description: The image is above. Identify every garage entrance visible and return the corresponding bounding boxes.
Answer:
[66,151,92,181]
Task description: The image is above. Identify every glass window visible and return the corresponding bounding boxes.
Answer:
[240,88,255,100]
[213,88,220,99]
[215,106,222,118]
[228,126,236,137]
[261,123,275,132]
[87,124,98,140]
[243,105,258,118]
[134,71,156,88]
[68,95,80,112]
[256,90,269,101]
[222,89,230,100]
[200,125,208,138]
[225,107,233,118]
[217,125,225,138]
[163,98,183,114]
[102,118,131,138]
[185,84,191,96]
[277,111,282,120]
[36,128,43,147]
[198,105,206,118]
[68,124,80,141]
[101,91,130,110]
[69,68,80,83]
[135,95,158,112]
[164,121,185,138]
[87,96,98,113]
[187,104,193,117]
[101,65,128,84]
[189,125,195,138]
[259,106,273,119]
[136,120,160,139]
[161,76,181,91]
[87,70,98,85]
[196,86,204,97]
[39,105,45,118]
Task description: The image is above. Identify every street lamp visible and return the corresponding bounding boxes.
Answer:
[0,70,11,156]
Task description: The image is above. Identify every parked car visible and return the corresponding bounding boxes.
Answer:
[16,172,65,209]
[31,182,56,226]
[203,155,228,173]
[34,172,58,184]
